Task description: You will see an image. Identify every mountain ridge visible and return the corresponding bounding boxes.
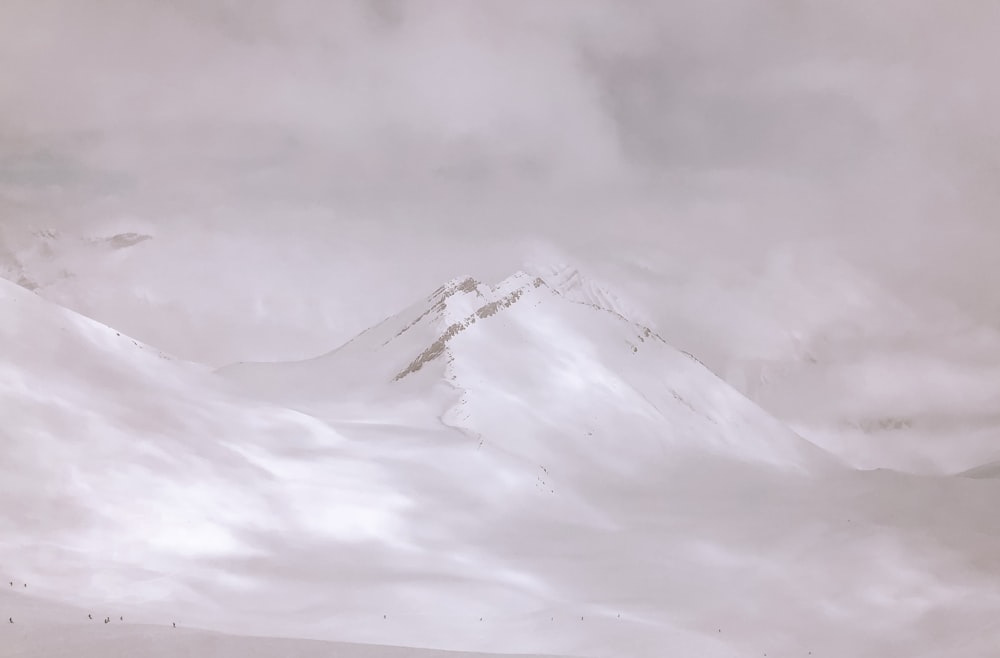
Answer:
[219,267,836,473]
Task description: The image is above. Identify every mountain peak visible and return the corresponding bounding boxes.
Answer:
[522,262,653,327]
[394,271,547,380]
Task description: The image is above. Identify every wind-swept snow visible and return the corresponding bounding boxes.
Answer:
[1,589,572,658]
[7,273,1000,657]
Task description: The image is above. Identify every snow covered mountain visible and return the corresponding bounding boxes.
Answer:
[8,272,1000,658]
[3,272,795,656]
[219,269,834,473]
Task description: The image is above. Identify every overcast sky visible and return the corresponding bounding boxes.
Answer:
[2,0,999,349]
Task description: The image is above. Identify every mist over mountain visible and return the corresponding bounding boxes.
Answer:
[5,1,1000,657]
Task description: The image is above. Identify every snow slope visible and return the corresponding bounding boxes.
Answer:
[573,242,1000,475]
[8,274,1000,657]
[0,588,567,658]
[0,277,410,618]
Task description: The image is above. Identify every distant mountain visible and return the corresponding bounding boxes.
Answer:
[711,250,1000,473]
[0,224,154,292]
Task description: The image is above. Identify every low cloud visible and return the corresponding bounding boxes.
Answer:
[2,0,999,346]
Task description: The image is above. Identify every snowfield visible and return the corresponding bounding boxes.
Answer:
[5,271,1000,658]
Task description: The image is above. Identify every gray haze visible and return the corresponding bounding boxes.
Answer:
[8,7,1000,654]
[2,0,999,354]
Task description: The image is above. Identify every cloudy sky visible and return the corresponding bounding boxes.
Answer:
[2,0,999,366]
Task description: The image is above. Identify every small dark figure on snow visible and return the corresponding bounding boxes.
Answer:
[172,622,176,628]
[8,617,12,624]
[88,614,92,620]
[120,616,123,621]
